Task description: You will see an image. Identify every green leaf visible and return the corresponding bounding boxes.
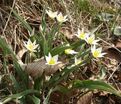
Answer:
[10,74,21,91]
[34,75,44,91]
[28,95,40,104]
[73,80,121,97]
[41,9,46,34]
[36,32,48,56]
[13,61,29,89]
[47,25,60,49]
[43,40,49,55]
[43,85,68,104]
[51,45,71,55]
[77,47,90,59]
[0,37,29,89]
[51,40,84,56]
[98,12,114,22]
[47,63,84,87]
[12,10,32,32]
[43,88,53,104]
[54,85,69,94]
[71,40,85,49]
[0,37,15,57]
[2,90,40,104]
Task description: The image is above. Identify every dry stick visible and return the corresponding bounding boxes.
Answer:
[13,25,17,54]
[107,63,120,81]
[108,69,121,91]
[104,22,110,39]
[61,0,75,32]
[2,0,16,42]
[98,37,121,53]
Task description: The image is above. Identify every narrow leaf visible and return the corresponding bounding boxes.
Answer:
[13,10,32,32]
[73,80,121,97]
[2,90,40,104]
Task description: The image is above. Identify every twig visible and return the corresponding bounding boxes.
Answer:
[98,37,121,53]
[107,63,120,81]
[2,0,16,42]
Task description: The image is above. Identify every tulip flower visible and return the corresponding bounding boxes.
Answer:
[46,10,58,19]
[56,12,67,23]
[85,33,99,45]
[45,53,60,65]
[24,39,39,53]
[75,28,87,40]
[91,45,106,58]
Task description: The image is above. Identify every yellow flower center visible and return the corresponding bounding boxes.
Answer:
[87,37,94,44]
[79,33,85,39]
[28,44,34,51]
[49,58,56,65]
[65,49,71,54]
[93,50,100,58]
[75,60,81,65]
[58,16,64,22]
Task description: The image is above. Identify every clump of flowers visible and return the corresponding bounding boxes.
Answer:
[75,27,106,59]
[24,39,39,53]
[45,53,60,65]
[46,9,67,23]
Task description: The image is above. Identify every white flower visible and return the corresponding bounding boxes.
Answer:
[56,12,67,23]
[24,39,39,53]
[85,33,99,45]
[75,28,87,40]
[45,53,60,65]
[74,57,82,65]
[46,10,58,19]
[65,49,77,55]
[91,45,106,58]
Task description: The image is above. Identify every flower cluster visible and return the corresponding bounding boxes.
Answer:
[75,28,99,45]
[43,27,105,65]
[46,10,67,23]
[23,9,106,66]
[75,28,106,58]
